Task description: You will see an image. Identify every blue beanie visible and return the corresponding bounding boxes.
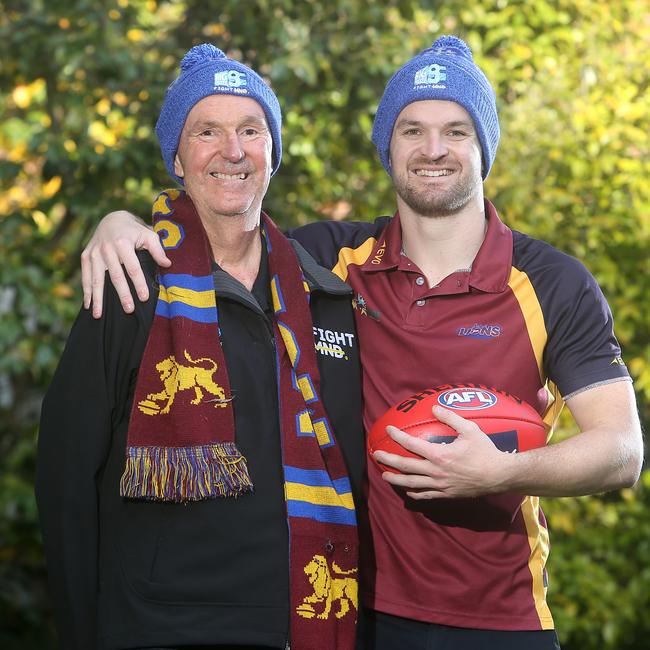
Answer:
[371,35,499,179]
[156,43,282,184]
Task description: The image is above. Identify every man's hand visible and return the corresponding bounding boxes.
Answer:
[376,381,643,500]
[373,405,511,500]
[81,211,171,318]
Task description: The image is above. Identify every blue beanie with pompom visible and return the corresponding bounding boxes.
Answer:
[156,43,282,184]
[371,35,499,179]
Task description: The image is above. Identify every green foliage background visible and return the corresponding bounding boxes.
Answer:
[0,1,648,648]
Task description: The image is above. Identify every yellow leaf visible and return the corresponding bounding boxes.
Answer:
[7,141,27,162]
[42,176,62,199]
[113,91,128,106]
[32,210,52,234]
[127,29,144,42]
[52,283,74,298]
[51,203,66,221]
[96,98,111,116]
[512,43,533,60]
[202,23,226,37]
[9,186,28,204]
[12,85,31,109]
[88,121,102,140]
[10,79,44,110]
[88,121,117,147]
[620,488,634,502]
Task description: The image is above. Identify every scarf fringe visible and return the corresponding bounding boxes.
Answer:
[119,443,253,502]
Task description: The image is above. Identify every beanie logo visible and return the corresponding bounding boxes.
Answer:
[214,70,248,89]
[414,64,447,88]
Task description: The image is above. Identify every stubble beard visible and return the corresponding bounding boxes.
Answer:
[392,168,482,218]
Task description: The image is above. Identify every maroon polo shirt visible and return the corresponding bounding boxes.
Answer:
[290,200,630,630]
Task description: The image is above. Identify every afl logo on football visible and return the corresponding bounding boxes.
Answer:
[438,388,498,410]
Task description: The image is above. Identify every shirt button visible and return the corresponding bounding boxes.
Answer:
[416,276,425,286]
[416,299,425,307]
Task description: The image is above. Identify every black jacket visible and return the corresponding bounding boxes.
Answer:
[36,241,365,650]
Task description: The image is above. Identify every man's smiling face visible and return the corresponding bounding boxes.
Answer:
[174,94,273,222]
[389,99,483,218]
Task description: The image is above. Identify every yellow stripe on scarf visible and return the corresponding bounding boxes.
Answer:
[158,285,216,308]
[285,483,355,510]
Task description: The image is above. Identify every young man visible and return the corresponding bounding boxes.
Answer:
[37,44,364,650]
[78,36,643,649]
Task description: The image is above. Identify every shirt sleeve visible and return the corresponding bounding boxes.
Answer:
[36,300,111,649]
[541,256,630,398]
[35,258,154,650]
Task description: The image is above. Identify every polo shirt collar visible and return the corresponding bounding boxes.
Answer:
[360,199,513,294]
[468,200,513,293]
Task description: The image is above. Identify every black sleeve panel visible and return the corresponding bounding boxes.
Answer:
[513,231,629,398]
[286,217,392,270]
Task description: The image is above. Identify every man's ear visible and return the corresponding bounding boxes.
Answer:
[173,153,184,178]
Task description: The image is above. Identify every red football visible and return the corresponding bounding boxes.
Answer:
[368,384,547,472]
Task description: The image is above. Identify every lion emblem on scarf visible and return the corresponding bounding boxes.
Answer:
[296,554,358,620]
[138,350,227,415]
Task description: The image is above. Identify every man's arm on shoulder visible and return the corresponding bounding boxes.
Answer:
[81,213,388,318]
[81,210,170,318]
[376,380,643,499]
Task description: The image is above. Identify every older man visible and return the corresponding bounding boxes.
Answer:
[37,44,364,650]
[78,36,643,649]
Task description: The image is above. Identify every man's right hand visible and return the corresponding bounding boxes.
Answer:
[81,210,171,318]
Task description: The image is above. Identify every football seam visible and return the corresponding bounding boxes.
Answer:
[398,414,544,428]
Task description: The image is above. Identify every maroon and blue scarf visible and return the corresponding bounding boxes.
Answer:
[121,189,358,649]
